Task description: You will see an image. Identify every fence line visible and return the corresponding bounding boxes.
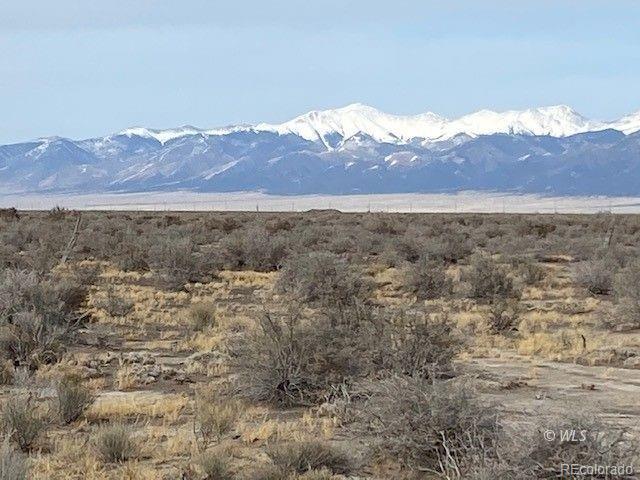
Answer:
[2,193,639,214]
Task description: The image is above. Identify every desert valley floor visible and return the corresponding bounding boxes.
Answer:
[0,209,639,479]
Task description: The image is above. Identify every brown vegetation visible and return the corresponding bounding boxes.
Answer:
[0,208,638,478]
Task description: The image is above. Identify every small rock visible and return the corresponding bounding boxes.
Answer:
[623,357,640,369]
[84,367,102,379]
[175,373,193,384]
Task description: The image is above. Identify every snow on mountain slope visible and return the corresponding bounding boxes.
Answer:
[255,104,607,144]
[117,126,204,144]
[117,125,255,144]
[3,116,640,196]
[444,105,603,138]
[609,111,640,135]
[111,104,640,148]
[254,103,447,144]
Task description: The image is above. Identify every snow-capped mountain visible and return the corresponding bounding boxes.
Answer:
[609,111,640,135]
[77,103,640,147]
[1,104,640,196]
[254,103,448,145]
[442,105,602,138]
[107,103,639,148]
[254,103,609,144]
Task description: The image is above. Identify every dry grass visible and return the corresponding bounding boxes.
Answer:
[3,211,640,478]
[238,412,337,445]
[86,392,188,423]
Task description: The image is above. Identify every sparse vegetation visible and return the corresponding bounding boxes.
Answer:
[56,375,93,424]
[511,255,546,285]
[188,302,217,331]
[267,440,353,475]
[0,210,638,478]
[486,300,520,334]
[95,423,135,463]
[0,396,45,452]
[276,252,372,308]
[0,436,29,480]
[612,259,640,329]
[0,269,87,369]
[403,255,452,299]
[194,388,242,449]
[148,234,215,290]
[575,258,614,295]
[466,252,520,300]
[193,451,233,480]
[356,377,500,476]
[94,285,134,317]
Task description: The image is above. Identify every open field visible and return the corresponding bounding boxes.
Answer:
[0,208,639,479]
[4,191,640,214]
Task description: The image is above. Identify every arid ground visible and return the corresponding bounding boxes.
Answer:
[1,209,639,479]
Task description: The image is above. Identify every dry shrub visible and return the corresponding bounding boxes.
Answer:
[188,302,217,332]
[232,306,460,407]
[356,377,499,477]
[389,232,423,263]
[0,269,86,323]
[232,308,315,406]
[95,423,135,463]
[510,256,546,285]
[267,440,353,475]
[265,217,294,234]
[245,464,289,480]
[1,395,46,452]
[110,232,150,272]
[465,253,520,300]
[516,220,556,238]
[0,361,13,385]
[193,451,234,480]
[148,235,215,290]
[276,252,372,309]
[425,233,472,264]
[575,258,614,295]
[0,311,69,369]
[194,389,242,450]
[56,374,93,424]
[610,259,640,330]
[486,300,520,334]
[0,269,87,370]
[47,206,71,220]
[220,228,288,272]
[0,208,19,221]
[467,465,530,480]
[296,470,334,480]
[501,412,639,479]
[403,255,452,299]
[0,436,29,480]
[67,261,102,286]
[364,215,403,235]
[94,285,134,317]
[383,311,460,378]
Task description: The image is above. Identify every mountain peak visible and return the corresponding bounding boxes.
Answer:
[3,106,640,197]
[336,102,376,111]
[610,110,640,135]
[446,105,598,138]
[255,103,447,144]
[116,126,204,144]
[70,103,640,148]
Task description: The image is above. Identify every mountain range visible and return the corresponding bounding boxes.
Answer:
[2,104,640,196]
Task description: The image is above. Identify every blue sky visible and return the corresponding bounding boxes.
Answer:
[2,0,640,143]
